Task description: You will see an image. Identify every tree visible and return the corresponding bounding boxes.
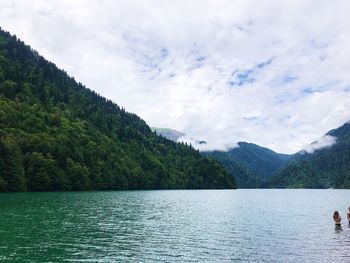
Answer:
[25,152,55,191]
[0,135,26,191]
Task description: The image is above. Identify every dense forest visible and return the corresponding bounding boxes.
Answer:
[226,142,292,180]
[0,28,236,192]
[269,122,350,188]
[203,151,259,188]
[205,142,293,188]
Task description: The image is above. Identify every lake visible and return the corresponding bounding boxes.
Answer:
[0,189,349,262]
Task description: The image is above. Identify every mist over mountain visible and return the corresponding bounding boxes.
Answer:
[151,128,185,141]
[152,127,208,148]
[269,122,350,188]
[155,123,350,189]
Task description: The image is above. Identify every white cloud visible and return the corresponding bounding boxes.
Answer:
[177,134,239,152]
[302,135,337,154]
[1,0,350,153]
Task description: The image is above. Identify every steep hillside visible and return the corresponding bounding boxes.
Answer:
[203,151,259,188]
[0,28,236,191]
[269,122,350,188]
[226,142,293,181]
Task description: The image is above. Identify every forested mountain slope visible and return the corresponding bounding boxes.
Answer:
[205,142,293,187]
[153,126,295,187]
[0,28,236,191]
[269,122,350,188]
[227,142,293,181]
[203,151,259,188]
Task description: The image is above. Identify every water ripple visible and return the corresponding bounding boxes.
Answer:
[0,189,350,262]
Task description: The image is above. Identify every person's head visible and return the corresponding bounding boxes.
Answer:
[348,207,350,212]
[333,211,339,218]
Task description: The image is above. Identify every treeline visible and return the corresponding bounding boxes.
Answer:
[0,28,236,191]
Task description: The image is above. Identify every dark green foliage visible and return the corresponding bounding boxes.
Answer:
[269,122,350,188]
[205,142,293,188]
[203,151,259,188]
[0,135,26,191]
[227,142,293,181]
[0,28,236,191]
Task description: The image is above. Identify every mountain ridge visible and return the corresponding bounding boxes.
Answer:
[135,122,350,189]
[153,127,294,188]
[227,141,293,179]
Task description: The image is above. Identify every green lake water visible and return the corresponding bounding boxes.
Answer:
[0,189,349,262]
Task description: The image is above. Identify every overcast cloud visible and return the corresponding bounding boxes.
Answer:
[1,0,350,153]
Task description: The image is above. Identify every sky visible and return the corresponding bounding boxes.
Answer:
[1,0,350,153]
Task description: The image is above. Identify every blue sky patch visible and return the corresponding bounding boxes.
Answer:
[257,57,274,69]
[196,56,206,62]
[282,75,297,84]
[343,86,350,92]
[301,87,318,94]
[229,57,274,87]
[160,47,168,59]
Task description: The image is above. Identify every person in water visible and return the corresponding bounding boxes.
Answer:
[347,207,350,224]
[333,211,341,225]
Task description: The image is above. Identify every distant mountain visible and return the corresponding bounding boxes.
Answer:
[153,127,259,187]
[227,142,293,180]
[150,122,350,189]
[205,142,293,188]
[269,122,350,188]
[0,27,236,192]
[153,126,295,188]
